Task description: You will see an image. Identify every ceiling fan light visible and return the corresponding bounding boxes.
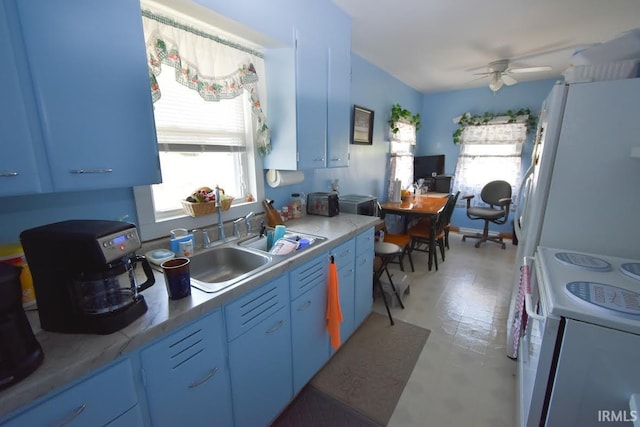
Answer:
[489,72,503,93]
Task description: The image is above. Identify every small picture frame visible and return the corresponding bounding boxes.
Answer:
[352,105,374,145]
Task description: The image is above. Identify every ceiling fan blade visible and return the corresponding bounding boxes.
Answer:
[508,65,552,74]
[502,74,518,86]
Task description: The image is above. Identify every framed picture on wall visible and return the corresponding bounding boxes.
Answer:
[352,105,374,145]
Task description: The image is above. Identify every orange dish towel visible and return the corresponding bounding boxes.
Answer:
[326,256,343,350]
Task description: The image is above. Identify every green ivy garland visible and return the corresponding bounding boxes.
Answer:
[389,103,422,134]
[452,108,537,144]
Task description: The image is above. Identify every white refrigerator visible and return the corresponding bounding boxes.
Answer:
[506,77,640,358]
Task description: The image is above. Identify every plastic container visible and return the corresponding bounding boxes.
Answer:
[291,193,303,219]
[0,243,36,308]
[571,29,640,65]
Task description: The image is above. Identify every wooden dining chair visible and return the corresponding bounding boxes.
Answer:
[408,192,458,270]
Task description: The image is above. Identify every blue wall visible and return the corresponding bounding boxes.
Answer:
[420,79,558,233]
[0,0,561,243]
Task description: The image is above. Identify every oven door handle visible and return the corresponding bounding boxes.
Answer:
[523,255,545,322]
[525,293,545,322]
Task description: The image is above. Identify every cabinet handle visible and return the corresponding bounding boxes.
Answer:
[297,300,312,311]
[188,367,218,389]
[0,171,19,177]
[312,157,325,162]
[56,403,86,427]
[266,320,284,334]
[330,157,341,161]
[359,258,368,266]
[70,168,113,174]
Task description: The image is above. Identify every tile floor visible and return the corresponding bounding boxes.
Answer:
[373,232,518,427]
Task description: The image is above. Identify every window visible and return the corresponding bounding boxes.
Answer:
[451,122,526,208]
[134,6,267,241]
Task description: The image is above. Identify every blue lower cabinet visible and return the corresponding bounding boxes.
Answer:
[225,275,292,427]
[290,255,330,394]
[354,228,375,327]
[140,310,233,427]
[330,239,356,344]
[1,359,141,427]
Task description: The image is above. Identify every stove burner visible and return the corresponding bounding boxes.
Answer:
[566,281,640,315]
[554,252,612,272]
[620,263,640,282]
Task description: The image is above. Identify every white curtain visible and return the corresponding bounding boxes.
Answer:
[452,123,526,208]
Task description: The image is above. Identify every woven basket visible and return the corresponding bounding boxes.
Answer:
[220,197,233,211]
[181,200,216,217]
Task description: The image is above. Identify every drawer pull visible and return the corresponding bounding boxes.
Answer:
[266,320,284,334]
[70,168,113,174]
[0,171,19,177]
[297,300,312,311]
[188,367,218,389]
[57,403,86,427]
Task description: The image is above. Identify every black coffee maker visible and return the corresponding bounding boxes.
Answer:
[0,263,44,391]
[20,220,155,335]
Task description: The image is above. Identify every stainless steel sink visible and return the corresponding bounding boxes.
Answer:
[189,247,272,293]
[238,230,326,253]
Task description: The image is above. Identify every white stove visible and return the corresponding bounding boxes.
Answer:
[518,246,640,426]
[537,246,640,335]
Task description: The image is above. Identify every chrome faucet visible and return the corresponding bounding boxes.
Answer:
[232,217,244,237]
[215,185,225,240]
[191,229,211,249]
[244,211,255,234]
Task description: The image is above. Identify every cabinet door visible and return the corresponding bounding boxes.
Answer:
[3,359,139,427]
[326,43,351,168]
[330,239,356,344]
[295,30,328,170]
[354,228,375,327]
[140,310,233,427]
[354,253,374,327]
[290,255,330,393]
[226,276,292,427]
[15,0,161,191]
[0,1,46,196]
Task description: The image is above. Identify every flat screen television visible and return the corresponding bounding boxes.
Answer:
[413,155,445,181]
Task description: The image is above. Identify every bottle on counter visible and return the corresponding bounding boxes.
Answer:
[291,193,303,219]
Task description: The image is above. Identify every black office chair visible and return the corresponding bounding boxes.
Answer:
[461,180,512,249]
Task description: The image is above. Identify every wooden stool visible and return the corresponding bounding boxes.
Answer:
[374,242,406,325]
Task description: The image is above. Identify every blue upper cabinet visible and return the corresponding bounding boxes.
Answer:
[0,0,49,196]
[327,42,351,168]
[264,27,351,171]
[8,0,161,193]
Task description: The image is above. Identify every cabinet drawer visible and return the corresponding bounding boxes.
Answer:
[225,275,289,341]
[330,239,355,270]
[356,227,375,255]
[5,359,137,427]
[289,253,328,300]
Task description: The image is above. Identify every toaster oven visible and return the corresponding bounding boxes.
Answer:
[307,192,339,217]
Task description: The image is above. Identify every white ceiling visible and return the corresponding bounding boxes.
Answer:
[331,0,640,93]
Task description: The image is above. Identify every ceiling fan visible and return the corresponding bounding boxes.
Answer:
[476,59,552,93]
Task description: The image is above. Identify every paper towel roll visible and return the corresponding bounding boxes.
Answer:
[266,169,305,188]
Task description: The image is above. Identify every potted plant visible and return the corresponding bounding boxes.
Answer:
[389,103,422,135]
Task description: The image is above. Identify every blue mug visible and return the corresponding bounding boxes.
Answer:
[161,257,191,300]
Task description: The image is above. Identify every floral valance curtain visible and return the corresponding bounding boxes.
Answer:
[452,123,526,208]
[141,10,271,156]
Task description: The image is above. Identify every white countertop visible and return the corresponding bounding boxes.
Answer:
[0,213,381,419]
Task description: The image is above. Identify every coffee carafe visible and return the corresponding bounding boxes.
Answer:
[0,263,44,391]
[20,220,155,335]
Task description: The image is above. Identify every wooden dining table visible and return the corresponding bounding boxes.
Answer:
[379,193,449,271]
